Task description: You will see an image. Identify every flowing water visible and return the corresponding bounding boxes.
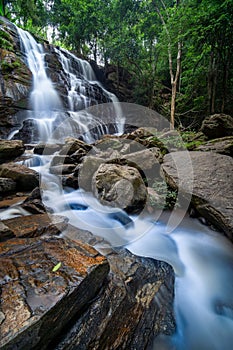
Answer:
[55,47,125,136]
[16,27,62,141]
[40,164,233,350]
[14,27,124,142]
[3,25,233,349]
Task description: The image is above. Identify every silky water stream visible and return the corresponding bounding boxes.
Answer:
[3,25,233,349]
[38,160,233,350]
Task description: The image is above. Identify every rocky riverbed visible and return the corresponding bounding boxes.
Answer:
[0,114,233,348]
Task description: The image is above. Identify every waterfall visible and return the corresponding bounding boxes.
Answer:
[55,48,125,136]
[16,27,62,141]
[14,27,124,143]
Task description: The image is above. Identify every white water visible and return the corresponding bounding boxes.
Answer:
[55,48,125,135]
[16,27,62,141]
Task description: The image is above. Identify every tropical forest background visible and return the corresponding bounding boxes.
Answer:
[1,0,232,129]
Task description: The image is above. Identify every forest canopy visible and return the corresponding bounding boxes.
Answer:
[1,0,233,128]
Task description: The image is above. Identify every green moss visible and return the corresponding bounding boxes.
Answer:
[0,28,14,51]
[1,57,22,73]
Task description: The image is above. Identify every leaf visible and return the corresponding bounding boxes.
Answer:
[52,262,62,272]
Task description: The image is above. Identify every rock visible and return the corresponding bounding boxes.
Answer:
[33,143,61,155]
[162,151,233,241]
[78,155,105,191]
[54,242,175,350]
[50,155,76,166]
[0,221,14,241]
[0,177,16,193]
[21,187,47,214]
[0,214,69,241]
[0,139,25,163]
[0,162,39,191]
[50,164,76,175]
[93,163,148,213]
[59,138,92,155]
[70,148,88,163]
[201,114,233,140]
[120,147,163,168]
[0,235,109,349]
[62,174,79,190]
[196,136,233,157]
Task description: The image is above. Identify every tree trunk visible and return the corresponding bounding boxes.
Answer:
[221,54,230,113]
[170,83,176,129]
[208,51,217,114]
[116,61,120,93]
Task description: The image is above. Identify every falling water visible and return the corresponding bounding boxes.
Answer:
[16,27,62,141]
[55,48,125,136]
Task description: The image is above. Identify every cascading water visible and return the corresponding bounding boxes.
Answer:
[55,48,125,138]
[16,27,62,141]
[14,26,124,143]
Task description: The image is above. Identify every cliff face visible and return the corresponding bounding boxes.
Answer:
[0,17,32,138]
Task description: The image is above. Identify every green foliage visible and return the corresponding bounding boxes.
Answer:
[2,0,233,123]
[150,178,178,210]
[52,262,62,272]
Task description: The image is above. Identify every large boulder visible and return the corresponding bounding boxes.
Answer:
[0,139,25,163]
[162,151,233,241]
[93,163,148,213]
[0,162,39,191]
[196,136,233,157]
[200,114,233,140]
[55,225,175,350]
[0,235,109,350]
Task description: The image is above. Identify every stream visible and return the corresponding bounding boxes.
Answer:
[3,24,233,349]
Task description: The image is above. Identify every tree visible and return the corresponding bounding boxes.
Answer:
[155,0,183,129]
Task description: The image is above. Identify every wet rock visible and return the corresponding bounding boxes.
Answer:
[62,174,79,190]
[54,243,175,350]
[33,143,61,155]
[50,164,76,175]
[0,177,16,193]
[0,139,25,163]
[162,151,233,241]
[201,114,233,140]
[0,214,69,241]
[196,136,233,157]
[22,187,47,214]
[0,235,109,349]
[0,221,14,241]
[93,163,148,213]
[50,155,76,166]
[70,148,89,163]
[0,162,39,191]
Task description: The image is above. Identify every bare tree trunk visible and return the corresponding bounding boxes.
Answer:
[221,54,230,113]
[116,61,120,93]
[156,3,182,129]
